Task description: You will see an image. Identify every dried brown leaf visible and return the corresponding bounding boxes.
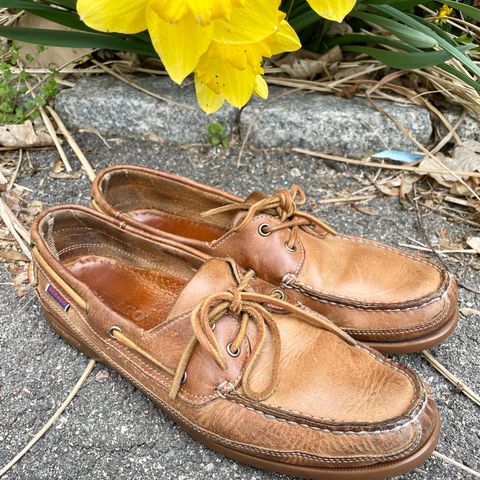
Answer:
[49,171,82,179]
[0,249,27,261]
[466,237,480,254]
[460,307,480,317]
[419,142,480,188]
[277,46,342,79]
[375,184,399,196]
[0,121,53,148]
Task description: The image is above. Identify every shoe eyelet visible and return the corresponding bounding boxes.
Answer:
[271,289,285,301]
[284,242,297,253]
[108,325,122,339]
[258,223,271,237]
[181,371,187,385]
[226,342,241,358]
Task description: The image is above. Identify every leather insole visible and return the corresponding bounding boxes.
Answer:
[67,255,187,330]
[128,209,226,242]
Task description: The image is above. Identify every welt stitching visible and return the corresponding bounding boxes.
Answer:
[227,395,427,436]
[284,281,446,312]
[260,392,426,428]
[345,299,451,336]
[290,276,447,307]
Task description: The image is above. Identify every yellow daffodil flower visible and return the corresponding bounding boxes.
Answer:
[195,19,300,113]
[306,0,356,23]
[78,0,282,84]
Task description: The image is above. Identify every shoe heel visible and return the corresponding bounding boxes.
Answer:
[41,306,101,361]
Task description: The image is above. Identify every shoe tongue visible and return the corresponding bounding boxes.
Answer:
[167,258,239,320]
[231,191,268,228]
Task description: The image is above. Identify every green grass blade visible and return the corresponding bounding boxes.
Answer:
[353,11,438,48]
[326,33,419,52]
[440,63,480,90]
[0,26,156,56]
[375,4,480,77]
[288,9,321,31]
[343,44,472,69]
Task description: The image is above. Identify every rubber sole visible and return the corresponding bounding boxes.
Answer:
[364,308,458,355]
[42,305,440,480]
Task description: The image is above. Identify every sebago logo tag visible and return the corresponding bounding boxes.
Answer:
[46,284,70,311]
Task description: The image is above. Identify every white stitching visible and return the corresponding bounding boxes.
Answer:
[284,279,449,312]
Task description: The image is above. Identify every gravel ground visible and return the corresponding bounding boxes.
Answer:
[0,134,479,480]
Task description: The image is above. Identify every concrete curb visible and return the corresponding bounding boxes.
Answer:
[55,75,476,158]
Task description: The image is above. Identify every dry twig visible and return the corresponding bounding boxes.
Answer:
[0,199,31,260]
[422,351,480,407]
[291,148,480,178]
[46,106,96,181]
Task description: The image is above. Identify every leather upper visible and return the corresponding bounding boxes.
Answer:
[31,205,439,471]
[91,165,458,347]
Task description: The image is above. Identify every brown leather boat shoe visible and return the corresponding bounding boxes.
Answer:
[91,165,458,354]
[31,205,440,480]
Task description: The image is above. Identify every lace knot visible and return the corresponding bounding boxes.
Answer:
[227,287,242,315]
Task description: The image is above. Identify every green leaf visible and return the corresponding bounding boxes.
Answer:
[375,4,480,77]
[360,0,418,6]
[0,26,156,56]
[343,44,473,69]
[326,32,419,52]
[440,63,480,91]
[289,9,321,31]
[353,11,438,48]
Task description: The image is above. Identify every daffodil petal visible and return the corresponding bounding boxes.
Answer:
[223,68,257,107]
[148,0,189,23]
[253,75,269,99]
[195,74,225,114]
[77,0,148,33]
[266,20,301,54]
[197,54,257,108]
[147,9,213,84]
[189,0,245,25]
[213,0,281,44]
[307,0,356,22]
[148,0,244,25]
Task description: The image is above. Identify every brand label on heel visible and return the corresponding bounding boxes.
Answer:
[46,284,70,311]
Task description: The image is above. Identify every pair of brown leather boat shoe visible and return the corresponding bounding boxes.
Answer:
[30,165,459,480]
